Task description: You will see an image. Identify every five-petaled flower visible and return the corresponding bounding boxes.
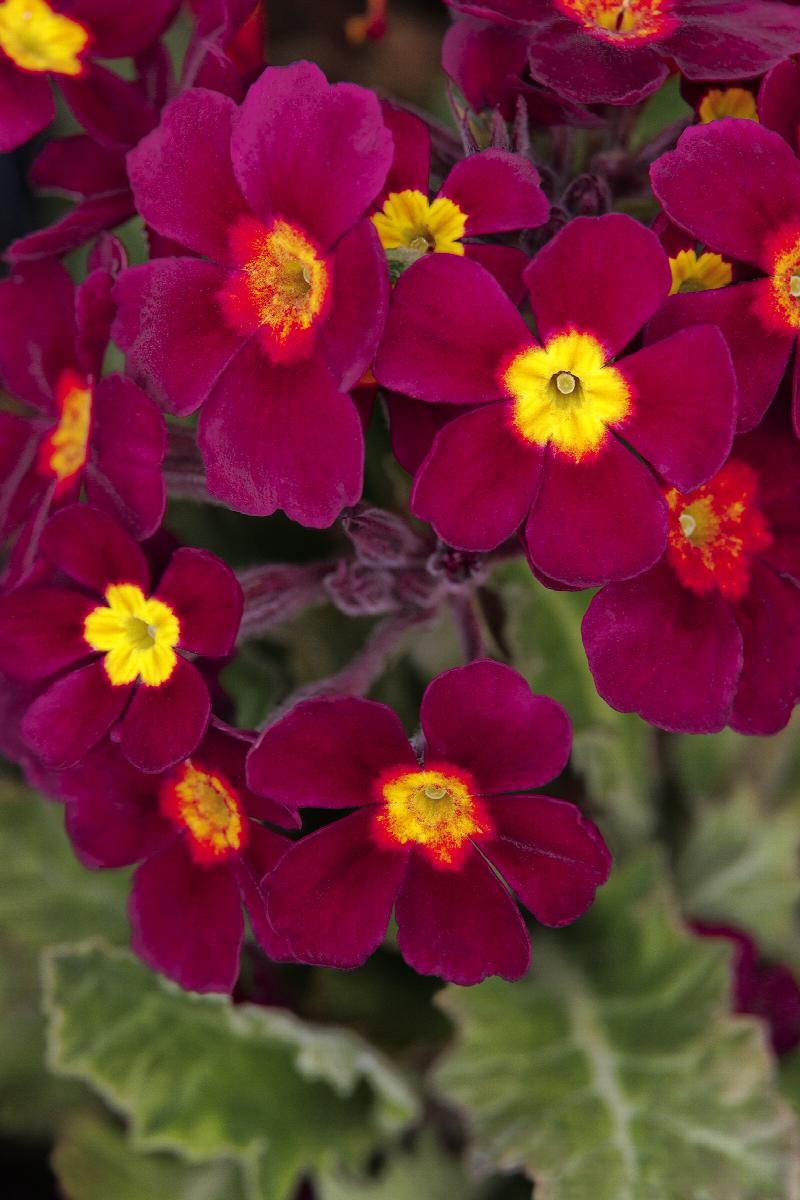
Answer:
[375,213,737,588]
[55,721,294,993]
[442,0,800,107]
[0,505,242,772]
[582,405,800,735]
[113,61,394,526]
[0,250,166,587]
[249,660,611,985]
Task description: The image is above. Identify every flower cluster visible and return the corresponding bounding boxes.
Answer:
[2,0,800,1002]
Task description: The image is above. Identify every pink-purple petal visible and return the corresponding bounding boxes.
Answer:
[421,660,571,793]
[317,220,389,392]
[484,794,611,926]
[247,695,416,810]
[0,587,93,681]
[524,214,671,356]
[155,547,242,658]
[23,661,133,769]
[114,657,210,773]
[440,148,548,236]
[730,563,800,737]
[526,18,669,106]
[380,103,431,197]
[412,402,544,551]
[395,846,530,985]
[40,504,149,593]
[263,809,408,968]
[0,56,54,153]
[130,839,243,993]
[0,260,77,412]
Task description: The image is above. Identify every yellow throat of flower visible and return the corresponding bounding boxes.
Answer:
[372,189,467,259]
[84,584,181,687]
[0,0,88,75]
[375,766,492,867]
[669,249,732,296]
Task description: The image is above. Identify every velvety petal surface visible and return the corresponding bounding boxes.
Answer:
[231,61,393,250]
[317,220,389,392]
[395,846,530,985]
[464,243,528,305]
[40,504,149,593]
[439,148,548,235]
[379,103,430,197]
[199,344,364,525]
[0,260,76,411]
[645,282,795,433]
[730,563,800,737]
[374,254,531,404]
[663,1,800,81]
[114,657,210,772]
[248,695,416,810]
[583,562,743,734]
[0,587,92,681]
[484,794,611,926]
[617,325,736,491]
[525,439,667,588]
[113,259,246,416]
[651,120,800,272]
[412,402,544,551]
[130,839,244,993]
[420,661,571,793]
[264,809,409,968]
[22,661,132,768]
[127,89,249,261]
[235,824,293,961]
[524,214,671,356]
[155,548,241,658]
[526,18,669,106]
[0,56,54,153]
[759,59,800,152]
[59,66,157,152]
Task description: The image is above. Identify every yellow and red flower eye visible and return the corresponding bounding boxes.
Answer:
[83,583,181,687]
[668,249,732,296]
[219,215,331,362]
[666,460,772,600]
[697,87,758,125]
[37,368,92,489]
[159,759,247,866]
[0,0,89,75]
[373,765,493,869]
[502,330,631,460]
[763,229,800,333]
[555,0,677,42]
[372,190,467,259]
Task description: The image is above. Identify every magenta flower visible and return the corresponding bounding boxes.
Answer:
[583,408,800,735]
[114,62,394,525]
[0,253,166,587]
[249,660,611,985]
[373,102,549,296]
[0,505,242,771]
[374,213,736,588]
[650,118,800,434]
[444,0,800,106]
[57,722,294,993]
[0,0,178,152]
[692,923,800,1058]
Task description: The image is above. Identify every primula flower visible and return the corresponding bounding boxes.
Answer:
[56,723,294,993]
[0,253,166,587]
[443,0,800,107]
[691,923,800,1058]
[249,660,611,985]
[582,408,800,734]
[0,0,179,152]
[374,213,736,588]
[0,505,242,771]
[649,118,800,433]
[114,62,393,524]
[372,103,549,295]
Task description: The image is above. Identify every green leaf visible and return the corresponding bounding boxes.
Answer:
[318,1134,482,1200]
[53,1112,247,1200]
[434,855,798,1200]
[676,790,800,966]
[629,75,691,154]
[44,942,420,1200]
[0,780,129,1135]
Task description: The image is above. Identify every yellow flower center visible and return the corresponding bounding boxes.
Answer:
[669,249,732,296]
[374,766,492,868]
[503,330,631,460]
[0,0,88,75]
[372,190,467,259]
[769,234,800,332]
[556,0,675,40]
[83,584,180,687]
[697,88,758,125]
[38,369,91,487]
[160,759,246,866]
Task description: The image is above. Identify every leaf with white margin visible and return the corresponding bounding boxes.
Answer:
[434,855,799,1200]
[319,1133,484,1200]
[43,941,420,1200]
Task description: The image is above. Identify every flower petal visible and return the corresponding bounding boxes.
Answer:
[263,809,408,968]
[440,148,548,236]
[235,824,293,961]
[0,586,93,681]
[421,660,571,793]
[0,260,76,412]
[730,562,800,736]
[0,55,53,153]
[155,548,242,658]
[40,504,149,593]
[114,657,210,773]
[22,661,132,768]
[317,220,389,392]
[395,846,530,985]
[247,695,415,810]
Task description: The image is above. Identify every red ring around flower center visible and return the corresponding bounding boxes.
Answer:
[159,759,247,866]
[371,763,493,869]
[36,368,92,492]
[555,0,676,43]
